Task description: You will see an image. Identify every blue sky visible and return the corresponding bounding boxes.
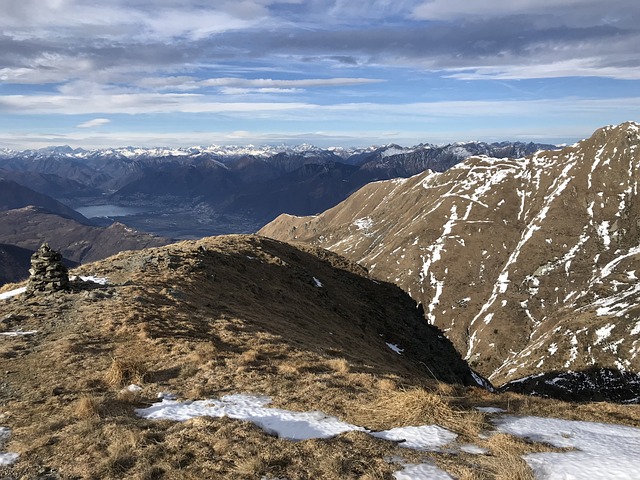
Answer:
[0,0,639,149]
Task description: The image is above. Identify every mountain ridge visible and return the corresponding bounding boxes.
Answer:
[1,139,557,238]
[0,234,487,478]
[260,121,640,400]
[0,141,556,163]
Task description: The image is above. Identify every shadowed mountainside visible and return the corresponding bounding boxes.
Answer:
[0,179,91,225]
[0,206,170,266]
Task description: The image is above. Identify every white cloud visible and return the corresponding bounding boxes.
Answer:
[412,0,604,21]
[2,91,640,120]
[444,59,640,81]
[0,1,267,42]
[0,92,310,115]
[219,87,303,94]
[200,77,384,88]
[135,76,384,92]
[76,118,111,128]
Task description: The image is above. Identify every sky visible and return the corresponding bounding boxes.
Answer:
[0,0,639,149]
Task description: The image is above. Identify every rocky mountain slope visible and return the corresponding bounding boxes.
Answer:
[0,179,91,225]
[0,235,493,479]
[261,122,640,401]
[0,244,37,285]
[0,206,170,266]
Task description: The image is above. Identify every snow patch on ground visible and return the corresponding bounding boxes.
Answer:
[137,394,367,441]
[460,444,489,454]
[137,393,463,478]
[136,394,459,456]
[495,415,640,480]
[386,343,404,355]
[0,276,109,302]
[135,392,640,479]
[71,275,109,285]
[0,330,38,337]
[475,406,506,414]
[393,462,454,480]
[0,287,26,300]
[595,324,615,344]
[353,217,373,232]
[372,425,457,451]
[0,427,19,466]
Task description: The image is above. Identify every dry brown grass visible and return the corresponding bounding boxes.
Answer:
[481,434,539,480]
[104,357,148,388]
[237,348,261,365]
[326,357,350,374]
[185,341,218,363]
[432,430,562,480]
[459,388,640,428]
[116,388,143,404]
[74,395,102,419]
[376,378,398,391]
[357,387,487,437]
[234,455,269,476]
[103,425,144,475]
[277,362,301,375]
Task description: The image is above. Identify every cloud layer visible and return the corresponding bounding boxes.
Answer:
[0,1,638,147]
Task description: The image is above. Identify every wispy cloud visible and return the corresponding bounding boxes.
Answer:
[76,118,111,128]
[136,76,384,92]
[0,93,310,115]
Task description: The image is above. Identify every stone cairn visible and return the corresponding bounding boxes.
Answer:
[26,243,69,294]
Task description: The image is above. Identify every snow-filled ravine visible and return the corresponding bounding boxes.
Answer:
[136,394,640,480]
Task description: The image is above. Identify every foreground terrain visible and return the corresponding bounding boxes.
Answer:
[1,236,639,479]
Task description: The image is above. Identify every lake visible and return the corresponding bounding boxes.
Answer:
[75,204,151,218]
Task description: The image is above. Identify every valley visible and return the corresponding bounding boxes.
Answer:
[1,141,555,239]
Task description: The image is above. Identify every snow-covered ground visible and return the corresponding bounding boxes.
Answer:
[136,393,461,479]
[136,394,640,480]
[495,415,640,479]
[137,394,366,441]
[70,275,109,285]
[0,330,38,337]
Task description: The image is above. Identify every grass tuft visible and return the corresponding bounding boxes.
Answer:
[105,357,147,387]
[75,395,102,419]
[357,387,486,437]
[326,357,350,374]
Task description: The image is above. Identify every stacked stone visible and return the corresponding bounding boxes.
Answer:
[26,243,69,294]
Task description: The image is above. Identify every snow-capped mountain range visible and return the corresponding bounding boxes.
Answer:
[0,143,360,161]
[0,140,552,164]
